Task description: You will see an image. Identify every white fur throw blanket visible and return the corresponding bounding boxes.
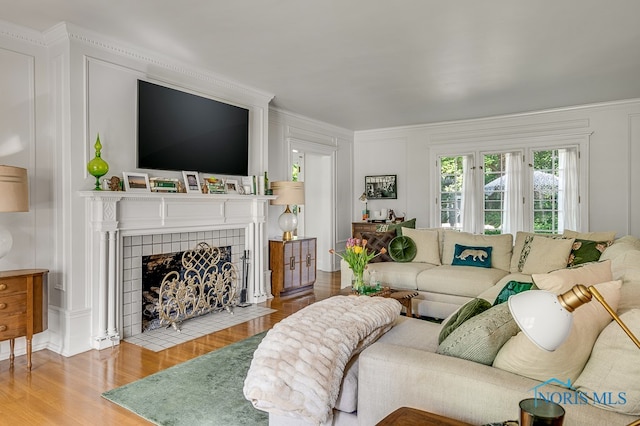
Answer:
[243,295,401,425]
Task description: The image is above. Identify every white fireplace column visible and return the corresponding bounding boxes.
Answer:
[81,191,274,350]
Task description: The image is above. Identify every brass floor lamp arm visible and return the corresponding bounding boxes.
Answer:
[588,286,640,349]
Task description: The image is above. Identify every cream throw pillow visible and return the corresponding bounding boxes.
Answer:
[532,259,612,293]
[520,236,574,275]
[442,232,513,271]
[401,228,441,265]
[494,280,621,382]
[575,309,640,415]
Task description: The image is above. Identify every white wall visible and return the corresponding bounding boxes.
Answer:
[354,100,640,239]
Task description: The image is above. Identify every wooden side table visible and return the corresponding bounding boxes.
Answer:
[0,269,48,370]
[377,406,473,425]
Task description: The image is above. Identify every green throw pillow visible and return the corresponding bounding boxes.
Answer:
[567,239,612,267]
[438,298,492,344]
[437,303,519,365]
[388,236,417,262]
[493,281,534,306]
[387,218,416,236]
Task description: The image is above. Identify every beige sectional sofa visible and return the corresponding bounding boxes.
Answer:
[272,232,640,425]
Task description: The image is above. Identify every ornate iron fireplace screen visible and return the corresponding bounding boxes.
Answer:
[158,242,238,331]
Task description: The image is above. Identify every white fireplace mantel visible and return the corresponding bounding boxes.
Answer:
[79,190,275,350]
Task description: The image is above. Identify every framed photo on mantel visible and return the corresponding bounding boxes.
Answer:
[365,175,397,199]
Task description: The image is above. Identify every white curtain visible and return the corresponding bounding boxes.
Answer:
[502,152,523,236]
[558,148,579,233]
[461,155,476,233]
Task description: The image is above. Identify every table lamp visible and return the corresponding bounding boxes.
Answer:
[0,165,29,259]
[509,285,640,426]
[270,181,304,241]
[359,192,368,220]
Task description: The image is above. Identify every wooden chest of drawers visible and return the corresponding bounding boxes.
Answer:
[0,269,48,370]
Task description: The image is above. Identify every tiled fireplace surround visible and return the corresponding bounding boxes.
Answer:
[121,229,245,338]
[81,191,273,350]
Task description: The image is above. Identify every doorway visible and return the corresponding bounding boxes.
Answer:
[289,141,336,272]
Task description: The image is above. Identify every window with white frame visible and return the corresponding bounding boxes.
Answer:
[433,137,587,235]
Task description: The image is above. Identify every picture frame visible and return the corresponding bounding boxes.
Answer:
[225,179,239,194]
[182,171,202,193]
[122,172,151,192]
[365,175,397,199]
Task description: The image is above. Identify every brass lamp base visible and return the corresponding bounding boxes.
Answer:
[282,231,293,241]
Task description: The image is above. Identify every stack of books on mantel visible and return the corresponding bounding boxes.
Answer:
[150,177,179,193]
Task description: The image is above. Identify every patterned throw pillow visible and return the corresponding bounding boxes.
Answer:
[567,239,612,267]
[451,244,492,268]
[438,298,492,344]
[361,231,395,263]
[493,280,534,306]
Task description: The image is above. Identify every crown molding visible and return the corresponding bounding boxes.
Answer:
[0,19,46,46]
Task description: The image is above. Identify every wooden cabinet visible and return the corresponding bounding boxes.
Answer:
[269,237,317,297]
[0,269,48,370]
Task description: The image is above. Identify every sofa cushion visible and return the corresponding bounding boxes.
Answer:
[438,298,492,344]
[531,259,612,294]
[442,232,513,272]
[575,309,640,415]
[493,281,534,306]
[437,302,520,365]
[388,236,417,262]
[401,228,441,265]
[520,236,574,274]
[361,231,395,263]
[493,280,621,382]
[606,248,640,314]
[451,244,492,268]
[563,229,617,242]
[567,239,611,267]
[366,261,436,290]
[417,265,508,297]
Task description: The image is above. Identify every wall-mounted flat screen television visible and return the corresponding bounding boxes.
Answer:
[137,80,250,176]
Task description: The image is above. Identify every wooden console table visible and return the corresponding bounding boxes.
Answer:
[377,406,473,425]
[0,269,48,370]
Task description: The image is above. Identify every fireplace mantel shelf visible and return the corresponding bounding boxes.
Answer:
[80,190,274,350]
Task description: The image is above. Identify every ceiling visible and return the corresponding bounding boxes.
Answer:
[2,0,640,131]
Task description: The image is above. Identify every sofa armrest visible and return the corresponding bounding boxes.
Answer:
[357,342,634,426]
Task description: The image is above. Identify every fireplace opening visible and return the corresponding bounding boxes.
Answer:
[142,243,236,332]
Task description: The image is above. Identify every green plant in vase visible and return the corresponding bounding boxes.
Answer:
[87,133,109,190]
[330,238,386,294]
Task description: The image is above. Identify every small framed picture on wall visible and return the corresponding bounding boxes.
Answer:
[122,172,151,192]
[365,175,397,199]
[182,171,202,193]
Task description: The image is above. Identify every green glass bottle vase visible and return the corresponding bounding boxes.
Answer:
[87,134,109,190]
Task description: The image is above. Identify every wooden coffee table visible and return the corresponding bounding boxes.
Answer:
[377,406,473,425]
[339,286,418,318]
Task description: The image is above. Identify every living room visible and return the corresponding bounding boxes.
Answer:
[1,1,640,425]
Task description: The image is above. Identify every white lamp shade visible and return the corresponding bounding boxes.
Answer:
[0,165,29,212]
[508,290,574,351]
[270,181,304,206]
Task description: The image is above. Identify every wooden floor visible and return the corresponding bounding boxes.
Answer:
[0,271,342,425]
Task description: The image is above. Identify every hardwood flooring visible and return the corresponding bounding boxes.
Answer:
[0,271,342,425]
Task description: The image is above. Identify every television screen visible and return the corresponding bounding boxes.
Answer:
[137,80,249,176]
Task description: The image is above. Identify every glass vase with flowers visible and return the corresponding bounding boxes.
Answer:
[330,238,386,294]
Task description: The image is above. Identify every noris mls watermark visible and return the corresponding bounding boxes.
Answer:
[530,378,627,407]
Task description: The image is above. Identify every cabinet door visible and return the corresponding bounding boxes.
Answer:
[282,241,301,290]
[300,239,316,286]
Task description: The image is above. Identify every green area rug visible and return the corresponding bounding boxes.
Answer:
[102,332,268,425]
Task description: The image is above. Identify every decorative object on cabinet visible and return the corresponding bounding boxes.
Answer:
[269,237,316,297]
[0,165,29,259]
[108,175,123,191]
[86,134,109,190]
[0,269,48,370]
[365,175,397,199]
[122,172,151,192]
[182,171,201,193]
[359,192,369,220]
[270,181,305,241]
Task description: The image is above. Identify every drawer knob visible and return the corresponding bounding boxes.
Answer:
[0,284,6,291]
[0,303,6,310]
[0,325,6,332]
